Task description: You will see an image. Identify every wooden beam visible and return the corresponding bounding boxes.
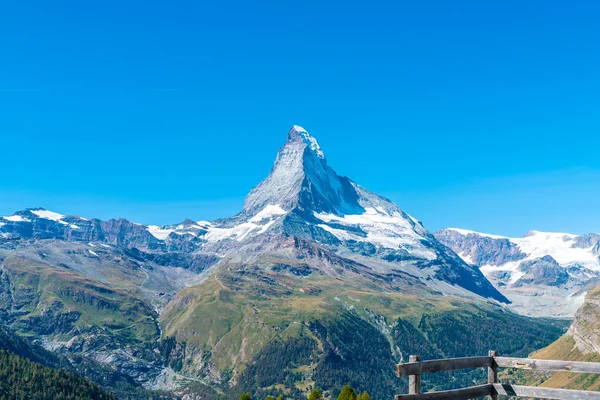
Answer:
[487,351,498,400]
[493,384,600,399]
[396,356,492,376]
[394,384,493,400]
[495,357,600,374]
[409,355,421,394]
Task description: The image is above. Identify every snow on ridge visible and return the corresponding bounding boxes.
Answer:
[451,228,600,281]
[291,125,307,133]
[448,227,585,242]
[314,207,436,258]
[249,204,287,222]
[2,211,79,228]
[175,221,212,231]
[59,221,80,229]
[2,215,30,222]
[31,209,65,222]
[514,231,598,267]
[446,228,508,240]
[205,204,286,242]
[147,225,175,240]
[147,219,214,240]
[291,125,325,159]
[524,230,577,239]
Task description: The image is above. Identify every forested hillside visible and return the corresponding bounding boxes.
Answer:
[0,350,116,400]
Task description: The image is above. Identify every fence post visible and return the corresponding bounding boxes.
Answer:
[488,350,498,400]
[409,355,421,394]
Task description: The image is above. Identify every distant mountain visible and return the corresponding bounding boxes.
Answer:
[435,228,600,316]
[0,126,567,399]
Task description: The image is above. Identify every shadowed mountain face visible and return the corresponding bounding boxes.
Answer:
[1,126,565,399]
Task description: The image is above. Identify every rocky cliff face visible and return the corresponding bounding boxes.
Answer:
[435,228,600,317]
[568,283,600,355]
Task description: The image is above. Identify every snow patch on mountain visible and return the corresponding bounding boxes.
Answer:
[447,228,507,240]
[314,207,436,258]
[3,215,30,222]
[147,226,174,240]
[249,204,287,222]
[204,204,286,242]
[31,209,66,222]
[516,231,599,268]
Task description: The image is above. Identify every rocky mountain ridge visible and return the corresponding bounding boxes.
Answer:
[1,126,506,304]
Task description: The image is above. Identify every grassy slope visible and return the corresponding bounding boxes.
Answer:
[513,284,600,391]
[161,266,455,369]
[527,336,600,391]
[2,256,158,342]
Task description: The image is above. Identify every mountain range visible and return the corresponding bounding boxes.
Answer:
[0,126,570,399]
[436,228,600,317]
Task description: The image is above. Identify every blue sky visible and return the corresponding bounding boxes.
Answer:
[1,1,599,236]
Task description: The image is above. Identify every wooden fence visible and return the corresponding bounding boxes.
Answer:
[395,350,600,399]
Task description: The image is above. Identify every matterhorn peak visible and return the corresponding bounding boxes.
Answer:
[243,125,362,215]
[287,125,325,159]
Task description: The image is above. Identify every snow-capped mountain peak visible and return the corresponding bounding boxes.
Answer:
[243,125,363,216]
[288,125,325,159]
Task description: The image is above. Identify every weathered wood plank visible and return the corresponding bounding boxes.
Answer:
[409,355,421,394]
[396,356,492,376]
[487,351,498,400]
[394,384,492,400]
[493,384,600,399]
[495,357,600,374]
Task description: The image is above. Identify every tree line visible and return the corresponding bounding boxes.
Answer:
[0,349,116,400]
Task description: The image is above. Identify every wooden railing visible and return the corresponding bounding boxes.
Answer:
[395,350,600,399]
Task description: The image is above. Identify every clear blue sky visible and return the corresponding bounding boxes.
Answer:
[1,1,599,236]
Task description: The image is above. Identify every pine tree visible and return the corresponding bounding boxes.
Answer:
[308,388,323,400]
[336,385,357,400]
